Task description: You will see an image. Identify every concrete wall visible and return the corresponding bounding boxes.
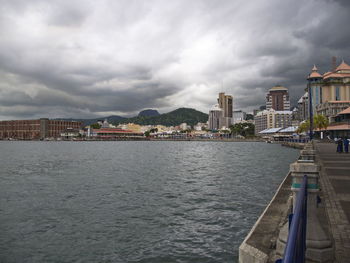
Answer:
[239,173,292,263]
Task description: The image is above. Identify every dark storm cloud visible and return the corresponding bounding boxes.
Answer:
[0,0,350,119]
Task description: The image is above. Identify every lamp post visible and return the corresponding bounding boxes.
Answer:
[308,79,314,140]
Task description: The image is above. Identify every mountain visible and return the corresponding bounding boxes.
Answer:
[138,109,160,117]
[117,108,208,126]
[57,108,208,127]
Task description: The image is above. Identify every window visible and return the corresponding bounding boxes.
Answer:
[315,87,319,105]
[335,87,340,101]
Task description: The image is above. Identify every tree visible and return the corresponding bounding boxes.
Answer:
[246,114,254,120]
[90,123,101,129]
[229,123,255,137]
[314,115,329,131]
[144,131,150,137]
[296,120,310,134]
[297,115,329,134]
[150,128,158,133]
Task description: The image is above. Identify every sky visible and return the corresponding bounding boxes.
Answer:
[0,0,350,119]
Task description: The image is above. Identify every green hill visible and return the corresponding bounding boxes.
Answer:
[117,108,208,126]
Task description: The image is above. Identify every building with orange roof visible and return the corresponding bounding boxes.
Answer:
[305,59,350,123]
[316,100,350,122]
[314,104,350,138]
[307,60,350,100]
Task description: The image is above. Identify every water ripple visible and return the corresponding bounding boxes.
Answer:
[0,141,299,263]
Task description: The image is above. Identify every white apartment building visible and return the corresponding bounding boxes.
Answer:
[208,104,223,130]
[254,109,293,135]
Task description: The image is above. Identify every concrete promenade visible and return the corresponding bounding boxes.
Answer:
[316,142,350,262]
[239,141,350,263]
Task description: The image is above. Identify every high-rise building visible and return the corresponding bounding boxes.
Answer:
[297,92,309,121]
[232,110,247,124]
[217,92,233,127]
[208,104,223,130]
[266,85,290,111]
[208,92,233,130]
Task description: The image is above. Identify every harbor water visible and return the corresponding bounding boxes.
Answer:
[0,141,299,263]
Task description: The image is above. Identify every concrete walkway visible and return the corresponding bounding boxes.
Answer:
[315,142,350,262]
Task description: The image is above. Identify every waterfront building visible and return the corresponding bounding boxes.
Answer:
[306,60,350,122]
[90,128,143,138]
[335,106,350,122]
[297,92,309,121]
[155,125,168,132]
[179,123,190,131]
[208,104,223,130]
[316,101,350,123]
[140,125,150,132]
[125,123,142,133]
[233,110,247,124]
[101,119,110,128]
[193,122,207,131]
[0,119,82,140]
[266,85,290,111]
[307,65,323,113]
[315,106,350,138]
[208,92,233,130]
[117,124,128,130]
[60,128,81,139]
[254,109,293,135]
[218,92,233,127]
[258,126,298,141]
[98,119,115,128]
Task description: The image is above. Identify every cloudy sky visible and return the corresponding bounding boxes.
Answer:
[0,0,350,119]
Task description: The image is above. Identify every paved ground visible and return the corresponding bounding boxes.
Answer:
[315,142,350,263]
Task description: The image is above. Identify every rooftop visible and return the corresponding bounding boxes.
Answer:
[269,85,288,91]
[335,60,350,71]
[337,107,350,115]
[327,100,350,104]
[308,64,322,78]
[259,127,282,134]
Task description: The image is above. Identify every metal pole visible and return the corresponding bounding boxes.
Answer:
[308,80,314,140]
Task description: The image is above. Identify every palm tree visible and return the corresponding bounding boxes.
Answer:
[297,120,310,134]
[313,115,329,131]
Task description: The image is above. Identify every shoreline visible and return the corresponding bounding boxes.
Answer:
[1,138,264,142]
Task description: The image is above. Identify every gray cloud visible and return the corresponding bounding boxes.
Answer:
[0,0,350,119]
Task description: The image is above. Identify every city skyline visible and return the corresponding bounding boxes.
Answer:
[0,0,350,120]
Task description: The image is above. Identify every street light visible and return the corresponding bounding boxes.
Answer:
[308,79,314,140]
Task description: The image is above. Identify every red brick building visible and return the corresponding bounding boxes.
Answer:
[0,118,82,140]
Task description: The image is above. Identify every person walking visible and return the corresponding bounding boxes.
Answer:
[336,137,343,153]
[344,137,349,153]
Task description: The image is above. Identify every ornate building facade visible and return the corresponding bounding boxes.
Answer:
[307,60,350,122]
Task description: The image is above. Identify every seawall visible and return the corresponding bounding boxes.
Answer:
[239,172,292,263]
[240,142,335,263]
[280,141,305,149]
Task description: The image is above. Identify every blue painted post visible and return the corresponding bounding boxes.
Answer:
[282,175,308,263]
[308,80,314,140]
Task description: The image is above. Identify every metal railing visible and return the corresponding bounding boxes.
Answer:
[277,175,308,263]
[283,138,310,143]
